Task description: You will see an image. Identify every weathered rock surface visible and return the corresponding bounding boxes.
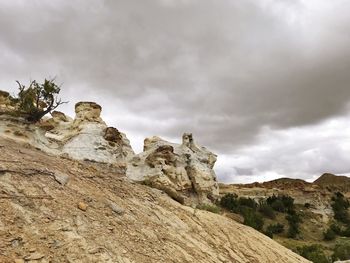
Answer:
[47,101,135,163]
[0,99,134,164]
[127,133,219,204]
[0,90,16,113]
[0,138,309,263]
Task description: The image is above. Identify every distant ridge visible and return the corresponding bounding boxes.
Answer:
[314,173,350,191]
[225,177,313,190]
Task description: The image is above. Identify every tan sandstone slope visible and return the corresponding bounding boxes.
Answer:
[0,138,309,263]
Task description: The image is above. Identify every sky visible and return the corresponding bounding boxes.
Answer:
[1,0,350,183]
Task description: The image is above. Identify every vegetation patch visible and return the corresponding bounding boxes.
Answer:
[196,203,221,214]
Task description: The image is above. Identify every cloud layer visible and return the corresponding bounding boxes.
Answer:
[1,0,350,182]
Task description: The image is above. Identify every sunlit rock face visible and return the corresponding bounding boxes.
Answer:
[127,133,219,204]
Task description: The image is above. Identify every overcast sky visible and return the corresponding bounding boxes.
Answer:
[1,0,350,183]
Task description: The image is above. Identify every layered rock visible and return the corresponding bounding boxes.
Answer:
[127,133,219,204]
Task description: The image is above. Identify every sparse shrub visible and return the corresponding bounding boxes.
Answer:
[241,207,264,231]
[332,240,350,261]
[331,192,350,224]
[220,193,239,213]
[267,223,284,234]
[341,225,350,237]
[330,223,342,235]
[286,211,302,238]
[197,204,221,214]
[220,194,264,231]
[304,203,311,209]
[259,201,276,219]
[264,223,284,239]
[238,197,257,210]
[271,200,286,213]
[267,194,295,213]
[323,228,336,241]
[296,245,330,263]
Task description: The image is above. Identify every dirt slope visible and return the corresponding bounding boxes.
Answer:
[0,138,309,263]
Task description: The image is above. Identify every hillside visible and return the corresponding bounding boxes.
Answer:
[314,173,350,192]
[0,137,309,263]
[220,174,350,261]
[0,90,310,262]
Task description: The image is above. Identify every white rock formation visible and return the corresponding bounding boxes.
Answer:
[46,102,134,163]
[0,98,134,164]
[127,133,219,204]
[0,91,220,204]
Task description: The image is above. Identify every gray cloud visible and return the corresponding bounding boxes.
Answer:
[1,0,350,182]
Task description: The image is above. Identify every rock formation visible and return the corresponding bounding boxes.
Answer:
[0,89,219,204]
[0,90,16,113]
[127,133,219,204]
[46,101,134,163]
[0,97,134,165]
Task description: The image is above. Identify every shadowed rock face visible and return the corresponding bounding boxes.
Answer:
[127,134,219,204]
[104,127,123,144]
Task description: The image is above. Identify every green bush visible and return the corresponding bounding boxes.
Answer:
[331,192,350,224]
[259,202,276,219]
[271,200,286,213]
[241,207,264,231]
[323,228,336,241]
[341,226,350,237]
[296,245,330,263]
[15,79,66,122]
[332,240,350,261]
[220,193,239,213]
[267,194,295,213]
[286,211,302,238]
[267,223,284,234]
[330,223,342,235]
[196,204,221,214]
[264,223,284,238]
[238,197,257,210]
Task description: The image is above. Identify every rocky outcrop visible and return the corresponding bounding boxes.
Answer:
[0,97,134,164]
[46,101,134,163]
[0,90,16,113]
[127,133,219,204]
[0,89,219,204]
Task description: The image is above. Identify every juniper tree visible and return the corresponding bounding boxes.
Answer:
[15,78,67,122]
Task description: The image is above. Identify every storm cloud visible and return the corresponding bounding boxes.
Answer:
[1,0,350,182]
